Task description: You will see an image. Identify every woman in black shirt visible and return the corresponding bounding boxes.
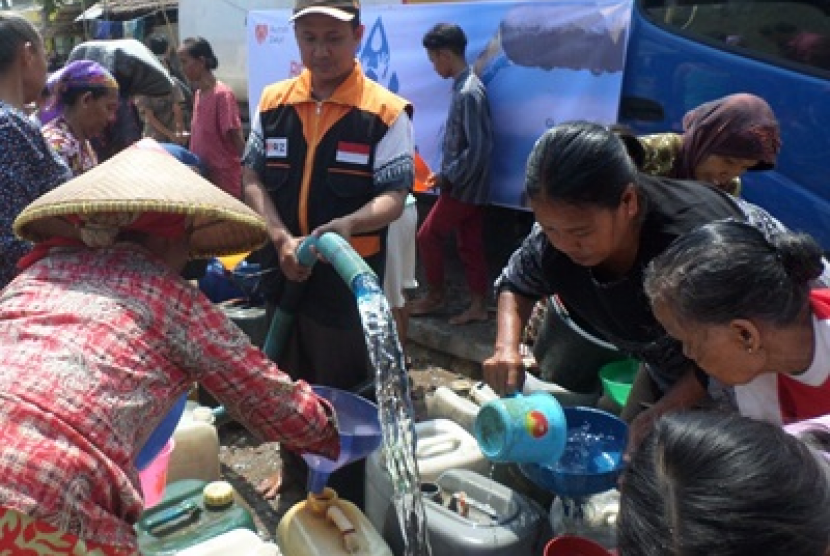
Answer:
[483,121,801,446]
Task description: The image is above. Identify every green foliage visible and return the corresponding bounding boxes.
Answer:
[33,0,66,18]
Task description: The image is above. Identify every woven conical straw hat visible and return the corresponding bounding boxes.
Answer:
[14,140,267,259]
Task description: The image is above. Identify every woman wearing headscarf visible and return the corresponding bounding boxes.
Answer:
[0,140,339,554]
[137,34,189,146]
[0,12,71,288]
[66,38,174,163]
[42,60,119,176]
[638,92,781,195]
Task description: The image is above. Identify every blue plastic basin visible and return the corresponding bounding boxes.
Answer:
[519,406,628,498]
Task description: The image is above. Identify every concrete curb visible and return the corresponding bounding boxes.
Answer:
[407,314,495,375]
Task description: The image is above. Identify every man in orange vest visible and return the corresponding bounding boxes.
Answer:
[242,0,414,503]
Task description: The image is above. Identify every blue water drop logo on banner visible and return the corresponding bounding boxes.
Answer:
[360,17,400,93]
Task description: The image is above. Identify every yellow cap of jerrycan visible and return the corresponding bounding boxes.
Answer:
[203,481,235,508]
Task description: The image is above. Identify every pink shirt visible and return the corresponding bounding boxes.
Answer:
[189,81,242,198]
[0,244,338,549]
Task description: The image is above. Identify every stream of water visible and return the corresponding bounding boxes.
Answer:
[354,274,432,556]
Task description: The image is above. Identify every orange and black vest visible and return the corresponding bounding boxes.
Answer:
[256,64,412,327]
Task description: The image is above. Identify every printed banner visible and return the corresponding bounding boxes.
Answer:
[247,0,632,209]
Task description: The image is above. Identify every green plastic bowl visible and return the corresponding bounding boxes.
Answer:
[599,358,638,407]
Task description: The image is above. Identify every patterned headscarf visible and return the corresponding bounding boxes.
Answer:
[673,93,782,179]
[41,60,118,124]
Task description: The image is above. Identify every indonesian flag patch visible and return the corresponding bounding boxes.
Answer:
[336,141,371,165]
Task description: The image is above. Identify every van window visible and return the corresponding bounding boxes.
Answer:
[641,1,830,76]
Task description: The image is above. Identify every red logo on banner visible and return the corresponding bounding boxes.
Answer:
[255,24,268,45]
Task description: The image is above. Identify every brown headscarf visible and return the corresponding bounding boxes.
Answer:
[672,93,782,180]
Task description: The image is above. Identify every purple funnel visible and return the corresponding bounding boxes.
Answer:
[303,385,382,494]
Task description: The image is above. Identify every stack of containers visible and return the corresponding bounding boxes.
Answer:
[430,383,556,509]
[364,417,490,534]
[385,469,551,556]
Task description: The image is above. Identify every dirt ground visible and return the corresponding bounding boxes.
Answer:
[217,349,474,540]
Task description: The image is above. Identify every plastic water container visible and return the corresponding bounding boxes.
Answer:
[140,439,175,508]
[177,529,281,556]
[276,488,393,556]
[426,386,481,435]
[471,381,500,406]
[219,299,268,349]
[166,403,220,485]
[475,391,568,465]
[414,419,490,482]
[365,418,489,533]
[544,535,614,556]
[199,259,245,303]
[137,393,188,472]
[549,490,620,549]
[136,479,256,556]
[384,469,551,556]
[471,377,599,408]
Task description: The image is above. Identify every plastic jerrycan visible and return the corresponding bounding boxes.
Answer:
[136,479,256,556]
[166,403,220,484]
[177,528,282,556]
[425,386,481,435]
[384,468,551,556]
[277,487,393,556]
[365,418,489,534]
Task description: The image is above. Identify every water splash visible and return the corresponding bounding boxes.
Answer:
[556,424,620,474]
[354,274,431,556]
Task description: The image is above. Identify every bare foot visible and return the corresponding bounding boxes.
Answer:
[256,471,283,500]
[409,293,446,316]
[449,307,488,325]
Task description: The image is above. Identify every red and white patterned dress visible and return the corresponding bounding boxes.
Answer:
[42,116,98,176]
[0,244,338,551]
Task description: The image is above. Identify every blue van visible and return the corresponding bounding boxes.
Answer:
[619,0,830,249]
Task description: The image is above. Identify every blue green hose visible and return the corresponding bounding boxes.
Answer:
[262,232,376,361]
[261,237,318,361]
[307,232,377,292]
[215,234,377,427]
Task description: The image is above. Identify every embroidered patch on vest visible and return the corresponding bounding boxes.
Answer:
[266,138,288,158]
[336,141,370,165]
